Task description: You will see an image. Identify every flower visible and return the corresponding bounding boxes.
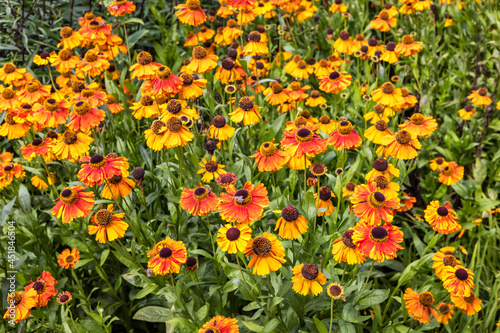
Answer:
[352,222,404,262]
[250,140,288,172]
[56,292,73,305]
[451,292,482,315]
[244,232,286,275]
[371,82,403,108]
[315,186,336,217]
[242,31,268,56]
[442,265,475,297]
[214,58,242,84]
[396,35,422,57]
[317,115,337,135]
[334,30,355,55]
[467,88,491,106]
[208,116,235,141]
[399,113,437,138]
[51,49,80,73]
[30,97,71,128]
[51,186,95,223]
[433,303,454,324]
[58,248,80,269]
[364,120,394,145]
[20,138,55,161]
[429,157,448,171]
[424,201,461,235]
[319,71,352,94]
[380,130,421,160]
[275,205,308,240]
[264,83,291,105]
[77,154,124,187]
[292,263,326,296]
[198,316,239,333]
[147,238,188,275]
[68,100,105,132]
[108,0,136,16]
[144,65,183,96]
[187,46,218,74]
[163,117,194,148]
[229,96,262,125]
[198,155,227,182]
[306,90,327,107]
[328,119,362,150]
[438,161,464,185]
[280,125,328,158]
[329,0,348,12]
[31,173,56,190]
[332,229,366,264]
[326,283,346,300]
[175,0,207,27]
[179,72,207,99]
[217,224,252,253]
[0,63,26,85]
[342,181,356,198]
[286,81,311,101]
[180,185,219,216]
[370,10,397,32]
[351,182,400,225]
[185,257,198,272]
[218,181,270,226]
[129,51,161,80]
[130,94,162,120]
[432,247,461,279]
[88,204,128,243]
[0,112,30,140]
[25,271,58,307]
[404,288,434,324]
[215,173,237,188]
[2,289,37,323]
[52,129,93,162]
[458,105,476,120]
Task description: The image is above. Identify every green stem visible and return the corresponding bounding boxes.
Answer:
[356,261,375,302]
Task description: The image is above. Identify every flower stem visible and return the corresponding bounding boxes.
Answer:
[356,261,375,302]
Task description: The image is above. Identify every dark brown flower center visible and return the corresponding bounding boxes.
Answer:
[402,35,414,44]
[84,50,98,63]
[455,268,468,281]
[342,230,356,248]
[271,84,283,94]
[329,71,340,80]
[439,304,450,314]
[281,205,300,222]
[212,116,226,128]
[238,97,254,111]
[374,175,389,189]
[3,63,15,73]
[339,30,350,40]
[248,31,261,42]
[137,51,153,65]
[159,247,173,258]
[478,88,487,96]
[437,206,448,217]
[386,42,396,51]
[252,236,272,256]
[464,292,476,303]
[418,292,434,307]
[443,255,457,267]
[234,189,252,205]
[205,160,218,172]
[166,117,183,132]
[301,263,319,280]
[226,227,241,241]
[65,255,74,262]
[193,46,207,59]
[375,120,388,131]
[166,100,182,114]
[63,131,78,145]
[74,101,91,116]
[32,138,43,146]
[380,10,390,20]
[369,226,389,243]
[295,128,313,142]
[1,88,15,100]
[59,295,70,303]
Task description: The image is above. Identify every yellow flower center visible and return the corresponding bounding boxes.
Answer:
[259,142,276,156]
[1,88,15,100]
[81,88,95,98]
[410,113,425,125]
[5,114,16,125]
[401,87,410,97]
[395,130,411,145]
[60,188,78,204]
[84,50,98,63]
[193,46,207,59]
[95,209,113,226]
[227,19,237,28]
[368,191,386,208]
[74,101,91,116]
[137,51,153,65]
[252,236,272,256]
[418,292,434,307]
[84,12,94,20]
[338,121,353,135]
[186,0,201,10]
[3,63,15,74]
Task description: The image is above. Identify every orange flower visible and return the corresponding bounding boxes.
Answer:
[275,205,308,240]
[399,113,437,138]
[147,238,188,275]
[51,49,80,73]
[68,101,105,132]
[306,90,327,107]
[20,138,54,161]
[0,63,26,85]
[105,95,124,114]
[51,186,95,223]
[101,171,136,200]
[432,247,461,279]
[108,0,136,16]
[198,315,239,333]
[315,186,336,217]
[30,97,71,128]
[285,81,311,102]
[442,265,475,297]
[404,288,435,324]
[327,119,362,150]
[380,130,421,160]
[351,182,400,225]
[467,88,491,106]
[24,271,58,307]
[88,204,128,243]
[334,30,355,55]
[242,31,268,56]
[18,80,51,104]
[0,87,21,110]
[175,0,207,27]
[429,157,448,171]
[451,292,482,315]
[244,232,286,275]
[438,161,464,185]
[458,105,476,120]
[214,58,242,84]
[329,0,348,12]
[179,72,207,99]
[380,42,400,64]
[218,181,270,226]
[56,292,72,305]
[265,82,291,105]
[187,46,218,74]
[371,82,403,108]
[78,50,109,77]
[364,120,394,145]
[424,201,461,235]
[77,154,124,187]
[52,129,93,162]
[292,263,326,296]
[319,71,352,94]
[433,303,454,324]
[396,35,422,57]
[250,141,288,172]
[370,10,397,32]
[398,88,418,109]
[2,289,36,323]
[229,96,262,125]
[352,222,404,262]
[58,248,80,269]
[129,52,161,80]
[331,229,366,264]
[281,125,328,158]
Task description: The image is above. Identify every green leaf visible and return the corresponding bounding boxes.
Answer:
[0,198,16,228]
[73,258,92,269]
[18,184,31,211]
[100,249,110,266]
[262,318,280,332]
[195,304,209,321]
[135,284,158,299]
[127,29,150,50]
[357,289,389,308]
[243,321,264,332]
[133,306,170,322]
[314,317,329,333]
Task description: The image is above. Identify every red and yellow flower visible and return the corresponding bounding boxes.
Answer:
[399,113,437,138]
[275,205,308,240]
[380,130,421,160]
[319,71,352,94]
[77,154,124,187]
[24,271,58,307]
[281,125,328,158]
[328,119,362,150]
[352,222,404,262]
[351,182,400,225]
[442,265,474,297]
[175,0,207,27]
[198,315,239,333]
[147,238,188,275]
[51,186,95,223]
[438,161,464,185]
[3,289,37,323]
[250,140,288,172]
[424,201,461,235]
[332,229,366,265]
[404,288,435,324]
[180,185,219,216]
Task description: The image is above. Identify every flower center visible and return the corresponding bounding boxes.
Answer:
[418,292,434,307]
[329,284,342,297]
[226,227,241,241]
[89,20,100,30]
[95,209,113,226]
[374,175,389,189]
[227,19,237,28]
[74,101,91,116]
[205,161,218,172]
[107,173,122,185]
[32,281,46,294]
[259,142,276,156]
[156,66,172,80]
[464,292,476,303]
[84,50,98,63]
[296,60,307,70]
[442,165,454,176]
[443,255,457,267]
[65,255,74,262]
[478,88,487,96]
[193,187,209,200]
[8,292,22,306]
[166,117,183,132]
[341,230,356,248]
[204,328,221,333]
[375,120,388,131]
[59,294,70,303]
[271,84,283,94]
[379,10,390,20]
[369,226,389,243]
[193,46,207,59]
[238,97,254,111]
[1,88,15,100]
[221,58,235,71]
[3,63,15,73]
[106,95,116,104]
[439,304,450,314]
[234,189,252,205]
[395,130,411,145]
[60,188,77,204]
[44,98,59,112]
[25,82,40,93]
[437,206,448,217]
[311,164,326,175]
[381,82,395,94]
[159,247,173,258]
[368,191,386,208]
[339,30,350,40]
[149,120,165,135]
[166,100,182,114]
[212,116,226,128]
[329,71,340,80]
[294,117,307,127]
[290,81,301,91]
[455,268,469,281]
[248,31,261,42]
[90,154,106,169]
[84,12,94,20]
[186,0,201,10]
[32,138,43,146]
[410,113,425,125]
[338,121,353,135]
[62,130,78,145]
[402,35,414,44]
[319,115,330,124]
[281,205,299,222]
[386,42,396,51]
[219,175,234,185]
[295,128,313,143]
[81,88,95,99]
[345,182,356,192]
[301,263,319,280]
[137,51,153,65]
[252,236,272,256]
[5,114,16,125]
[139,95,153,106]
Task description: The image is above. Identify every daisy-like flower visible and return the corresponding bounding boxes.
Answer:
[180,184,219,216]
[398,88,418,110]
[20,138,54,161]
[129,52,161,80]
[57,248,80,269]
[326,283,346,301]
[88,204,128,243]
[179,72,207,99]
[51,49,80,73]
[214,58,242,84]
[352,222,404,262]
[52,129,93,162]
[370,175,400,198]
[187,46,218,74]
[371,82,403,108]
[147,238,188,276]
[370,10,397,32]
[281,125,328,158]
[18,80,51,104]
[398,192,416,212]
[144,65,183,96]
[438,161,464,185]
[198,316,239,333]
[2,289,37,323]
[56,292,73,305]
[351,182,400,225]
[433,303,454,324]
[175,0,207,27]
[0,111,30,140]
[250,140,288,172]
[130,94,162,120]
[105,94,124,114]
[292,263,326,296]
[51,186,95,223]
[31,173,56,190]
[68,100,105,133]
[364,120,394,145]
[265,82,291,106]
[458,105,476,120]
[380,42,400,64]
[30,97,71,128]
[286,81,311,102]
[451,292,482,315]
[315,186,336,217]
[332,229,366,265]
[424,201,461,235]
[404,288,435,324]
[25,271,58,307]
[215,173,237,188]
[244,232,286,275]
[161,99,198,122]
[217,223,252,253]
[275,205,308,240]
[328,119,362,150]
[242,31,268,56]
[334,30,355,55]
[78,50,109,77]
[77,154,124,187]
[319,71,352,94]
[317,115,337,135]
[296,1,317,22]
[107,0,136,16]
[101,171,136,200]
[442,265,475,297]
[218,181,270,226]
[342,181,356,198]
[229,96,262,125]
[380,130,421,160]
[399,113,437,138]
[468,88,492,106]
[0,63,26,85]
[163,117,194,149]
[432,247,461,279]
[396,35,422,57]
[329,0,348,12]
[198,155,226,182]
[208,116,235,141]
[412,0,432,11]
[430,157,448,172]
[306,90,327,107]
[0,87,20,110]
